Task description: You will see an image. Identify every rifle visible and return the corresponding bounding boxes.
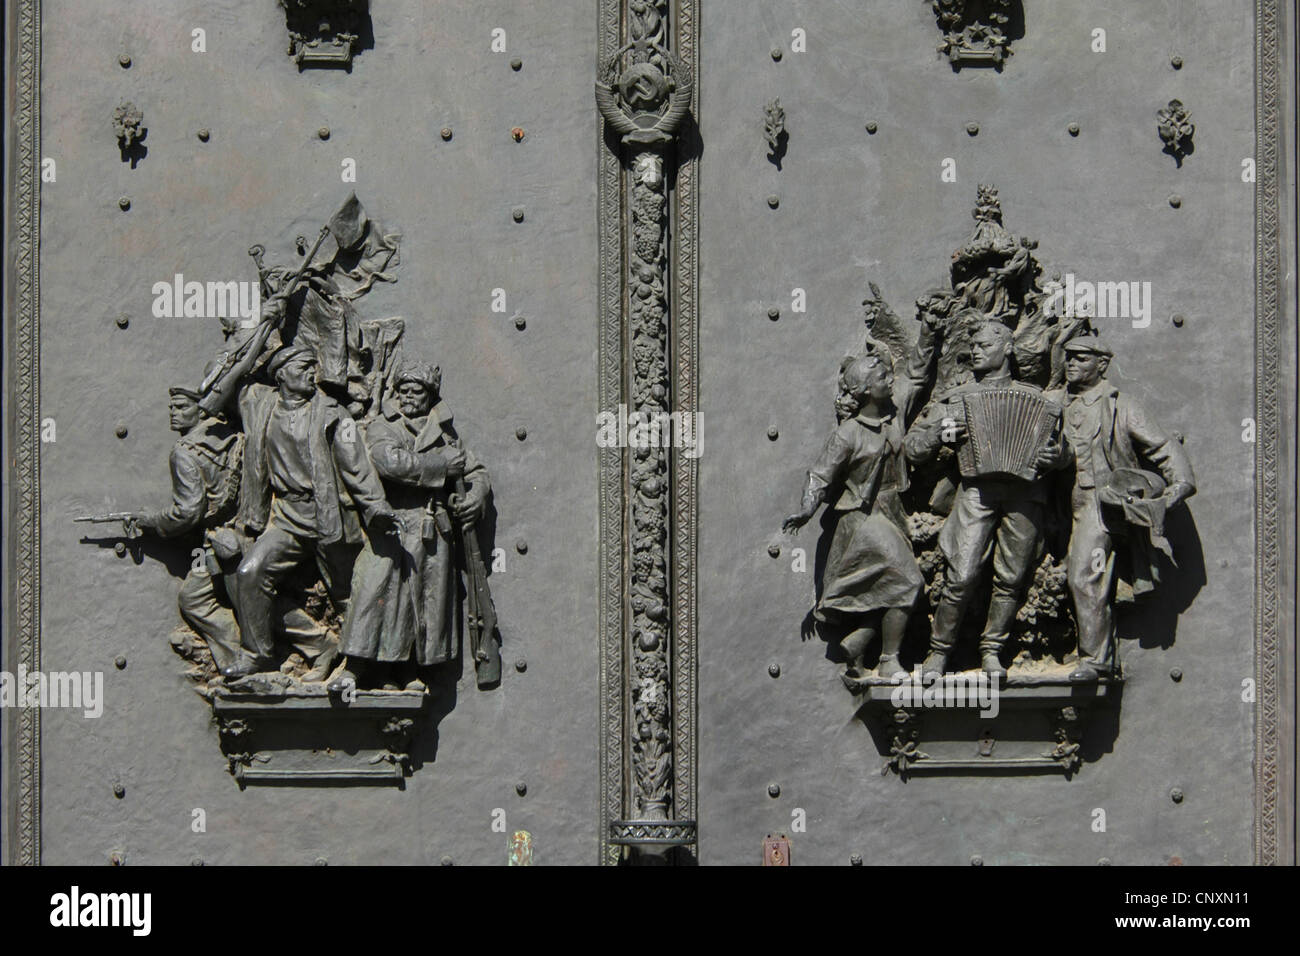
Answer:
[452,477,500,688]
[74,513,142,538]
[198,224,332,406]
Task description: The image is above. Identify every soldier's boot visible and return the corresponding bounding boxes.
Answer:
[922,600,963,680]
[220,652,276,680]
[978,594,1020,680]
[1069,660,1105,682]
[876,608,909,681]
[327,657,365,694]
[301,645,339,684]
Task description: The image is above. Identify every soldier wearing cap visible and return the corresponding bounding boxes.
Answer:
[125,382,246,672]
[1049,334,1196,681]
[228,343,395,678]
[334,359,490,690]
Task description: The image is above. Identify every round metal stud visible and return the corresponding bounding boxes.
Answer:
[115,656,127,670]
[1168,194,1182,208]
[768,306,781,321]
[1098,857,1112,866]
[440,855,454,866]
[515,426,527,441]
[1170,788,1184,804]
[118,197,131,211]
[767,543,781,558]
[109,852,125,866]
[1170,55,1183,69]
[511,127,525,142]
[865,122,878,134]
[512,207,525,223]
[515,781,528,796]
[515,659,527,673]
[966,123,980,136]
[767,783,781,798]
[314,857,328,866]
[440,127,453,141]
[1171,313,1185,327]
[197,128,210,142]
[118,54,132,68]
[768,663,781,678]
[850,853,863,866]
[766,195,780,209]
[115,424,129,439]
[1068,123,1080,136]
[771,48,783,61]
[515,538,528,555]
[767,427,779,441]
[191,858,205,866]
[114,542,128,557]
[113,783,125,799]
[510,57,522,71]
[1169,667,1183,682]
[116,314,130,329]
[970,855,984,866]
[317,127,331,140]
[514,315,527,330]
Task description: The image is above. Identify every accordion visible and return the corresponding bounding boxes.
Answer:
[956,386,1061,481]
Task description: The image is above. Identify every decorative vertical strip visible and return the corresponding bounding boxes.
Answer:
[597,0,697,861]
[9,0,43,866]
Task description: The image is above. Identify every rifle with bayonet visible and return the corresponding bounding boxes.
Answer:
[452,477,500,688]
[198,224,332,415]
[73,513,143,537]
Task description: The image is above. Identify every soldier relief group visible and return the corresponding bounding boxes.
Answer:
[81,193,500,703]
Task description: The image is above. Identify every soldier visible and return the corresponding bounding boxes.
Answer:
[1049,336,1196,681]
[334,360,491,690]
[227,343,396,678]
[124,385,245,673]
[904,321,1067,678]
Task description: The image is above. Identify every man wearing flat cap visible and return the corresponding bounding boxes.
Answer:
[334,358,491,690]
[1049,333,1196,681]
[228,343,395,678]
[124,382,246,672]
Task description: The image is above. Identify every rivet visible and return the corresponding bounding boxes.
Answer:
[114,542,128,557]
[440,127,453,141]
[191,858,205,866]
[515,426,527,441]
[1098,857,1112,866]
[767,427,779,441]
[767,543,781,558]
[115,656,127,670]
[510,57,523,71]
[197,128,210,142]
[766,195,780,209]
[116,314,130,329]
[314,857,328,866]
[113,783,125,799]
[966,123,980,136]
[515,538,528,554]
[512,206,525,223]
[118,54,132,68]
[768,783,781,798]
[970,855,984,866]
[850,853,863,866]
[771,48,783,61]
[440,855,454,866]
[1170,55,1183,69]
[1068,123,1080,136]
[511,127,525,142]
[515,781,528,796]
[768,306,781,321]
[515,659,527,673]
[865,122,878,134]
[768,663,781,678]
[1171,313,1185,327]
[1169,667,1183,681]
[514,315,527,330]
[115,424,129,439]
[109,852,125,866]
[1170,788,1184,804]
[317,127,330,140]
[118,196,131,211]
[1168,194,1182,208]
